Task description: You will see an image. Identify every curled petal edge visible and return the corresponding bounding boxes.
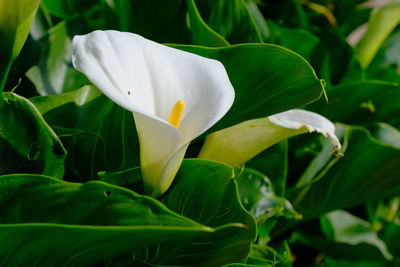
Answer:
[199,109,341,166]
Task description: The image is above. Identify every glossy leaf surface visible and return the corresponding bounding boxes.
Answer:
[0,93,66,177]
[174,44,324,131]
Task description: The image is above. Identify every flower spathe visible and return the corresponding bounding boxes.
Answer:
[72,30,235,197]
[199,109,341,166]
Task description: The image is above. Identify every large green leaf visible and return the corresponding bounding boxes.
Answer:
[174,44,324,131]
[159,159,256,266]
[98,159,257,266]
[0,92,66,177]
[287,124,400,220]
[31,86,140,180]
[0,174,215,265]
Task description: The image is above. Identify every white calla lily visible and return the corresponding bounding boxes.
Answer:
[72,30,234,197]
[199,109,341,166]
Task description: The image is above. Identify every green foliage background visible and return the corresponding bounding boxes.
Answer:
[1,0,400,266]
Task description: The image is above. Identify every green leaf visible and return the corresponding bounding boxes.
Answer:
[194,0,263,43]
[366,65,400,85]
[356,3,400,69]
[366,197,400,233]
[295,134,342,189]
[31,85,101,114]
[273,26,320,61]
[235,168,300,224]
[294,221,392,265]
[99,159,257,266]
[246,242,292,267]
[308,81,400,127]
[246,141,289,197]
[370,123,400,148]
[246,1,270,42]
[42,0,98,20]
[383,222,400,257]
[266,23,333,85]
[317,29,355,86]
[104,0,190,43]
[186,0,230,47]
[159,159,257,266]
[0,0,41,92]
[98,166,143,193]
[26,21,89,95]
[371,29,400,69]
[223,264,270,267]
[288,124,400,220]
[173,44,324,131]
[0,174,214,265]
[321,210,392,260]
[322,258,393,267]
[0,93,66,178]
[31,86,140,179]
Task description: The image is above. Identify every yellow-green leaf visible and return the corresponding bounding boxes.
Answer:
[0,0,41,91]
[356,3,400,69]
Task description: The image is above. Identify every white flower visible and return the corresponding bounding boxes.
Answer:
[72,30,234,197]
[199,109,341,166]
